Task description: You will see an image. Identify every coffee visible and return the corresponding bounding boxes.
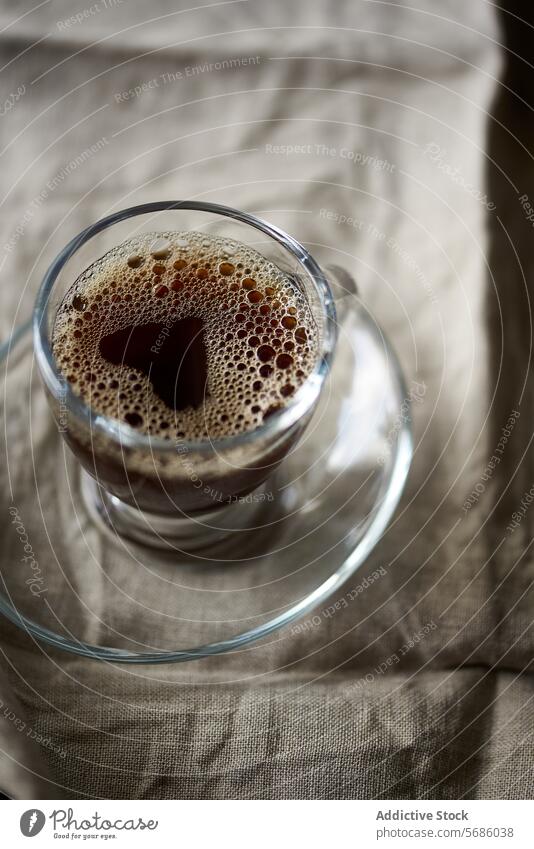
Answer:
[53,232,317,441]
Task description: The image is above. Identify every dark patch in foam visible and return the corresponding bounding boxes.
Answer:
[98,318,207,415]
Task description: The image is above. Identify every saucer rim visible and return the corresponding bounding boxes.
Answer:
[0,317,413,664]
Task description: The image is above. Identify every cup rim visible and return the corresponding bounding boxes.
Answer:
[33,201,337,454]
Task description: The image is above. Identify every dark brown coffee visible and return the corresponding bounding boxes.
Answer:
[98,317,208,417]
[53,232,317,441]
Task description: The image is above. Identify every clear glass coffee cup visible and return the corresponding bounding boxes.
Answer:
[33,202,340,550]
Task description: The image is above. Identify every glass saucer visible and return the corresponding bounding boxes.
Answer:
[0,302,412,663]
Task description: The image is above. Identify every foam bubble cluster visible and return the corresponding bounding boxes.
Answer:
[53,231,318,439]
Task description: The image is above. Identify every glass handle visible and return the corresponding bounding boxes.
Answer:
[324,264,358,321]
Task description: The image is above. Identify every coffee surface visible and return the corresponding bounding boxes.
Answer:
[53,232,317,439]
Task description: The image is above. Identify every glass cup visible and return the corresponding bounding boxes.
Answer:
[33,202,341,550]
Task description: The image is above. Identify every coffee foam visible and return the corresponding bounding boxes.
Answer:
[53,231,318,440]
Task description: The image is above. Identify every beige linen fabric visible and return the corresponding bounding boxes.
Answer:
[1,0,534,798]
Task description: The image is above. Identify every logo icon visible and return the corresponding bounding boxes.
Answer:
[20,809,46,837]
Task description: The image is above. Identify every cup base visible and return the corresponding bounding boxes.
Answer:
[80,470,271,554]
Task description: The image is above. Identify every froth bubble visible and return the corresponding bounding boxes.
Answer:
[127,254,144,269]
[150,238,171,259]
[72,294,87,311]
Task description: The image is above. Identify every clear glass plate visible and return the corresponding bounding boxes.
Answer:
[0,302,412,663]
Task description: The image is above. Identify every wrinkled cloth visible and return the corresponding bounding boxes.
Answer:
[1,0,534,799]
